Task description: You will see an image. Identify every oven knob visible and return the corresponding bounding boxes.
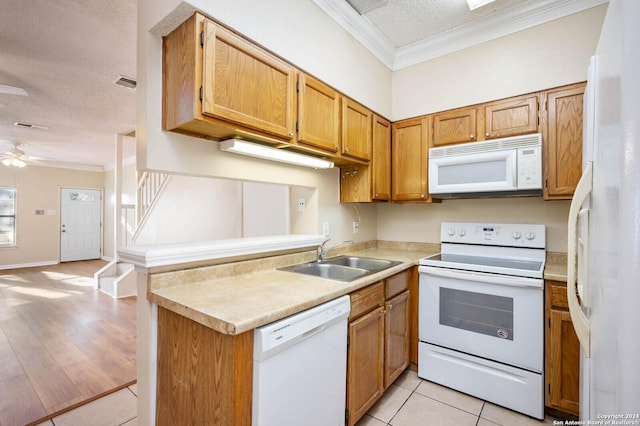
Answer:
[525,231,536,240]
[457,229,466,237]
[512,231,522,240]
[447,228,456,236]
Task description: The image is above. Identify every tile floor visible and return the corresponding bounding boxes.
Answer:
[356,370,557,426]
[34,384,137,426]
[33,371,558,426]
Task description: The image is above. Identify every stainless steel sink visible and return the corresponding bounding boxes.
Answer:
[278,256,402,282]
[278,262,369,282]
[322,256,400,272]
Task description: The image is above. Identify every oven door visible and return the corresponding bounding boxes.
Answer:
[418,266,543,372]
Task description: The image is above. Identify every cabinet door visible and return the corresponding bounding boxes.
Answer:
[297,73,340,153]
[342,98,372,161]
[392,117,428,201]
[384,290,410,389]
[201,19,296,140]
[372,115,391,201]
[484,95,539,139]
[432,106,478,146]
[545,281,580,416]
[544,83,585,199]
[347,308,385,426]
[547,309,580,415]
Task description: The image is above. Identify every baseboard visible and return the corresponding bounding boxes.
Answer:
[0,260,59,270]
[101,256,115,262]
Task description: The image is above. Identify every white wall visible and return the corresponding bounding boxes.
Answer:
[377,198,570,253]
[392,5,607,119]
[134,175,243,245]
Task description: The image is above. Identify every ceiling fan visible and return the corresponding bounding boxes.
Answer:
[0,142,36,168]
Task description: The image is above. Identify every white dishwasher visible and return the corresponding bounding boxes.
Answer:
[252,295,350,426]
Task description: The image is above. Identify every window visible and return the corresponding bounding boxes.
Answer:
[0,188,16,247]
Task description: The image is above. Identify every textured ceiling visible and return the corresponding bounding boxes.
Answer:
[0,0,136,171]
[363,0,529,47]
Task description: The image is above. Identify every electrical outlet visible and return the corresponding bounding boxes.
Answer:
[322,222,330,236]
[297,198,306,212]
[352,221,359,234]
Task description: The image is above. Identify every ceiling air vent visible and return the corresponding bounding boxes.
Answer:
[345,0,387,15]
[14,121,49,130]
[114,75,137,89]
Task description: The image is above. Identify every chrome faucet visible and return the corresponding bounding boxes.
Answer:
[317,239,354,262]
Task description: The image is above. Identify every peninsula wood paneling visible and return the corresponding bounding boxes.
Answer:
[156,307,253,426]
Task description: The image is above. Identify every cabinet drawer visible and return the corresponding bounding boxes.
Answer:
[549,281,569,310]
[385,269,410,299]
[350,282,384,320]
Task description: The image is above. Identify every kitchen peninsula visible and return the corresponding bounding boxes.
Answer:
[120,235,567,425]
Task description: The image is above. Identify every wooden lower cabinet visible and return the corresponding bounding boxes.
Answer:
[347,302,385,425]
[156,307,253,426]
[545,280,580,417]
[346,270,411,426]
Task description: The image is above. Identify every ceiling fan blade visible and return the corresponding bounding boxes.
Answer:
[0,83,28,96]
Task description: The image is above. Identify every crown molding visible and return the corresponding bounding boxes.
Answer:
[311,0,396,68]
[314,0,608,71]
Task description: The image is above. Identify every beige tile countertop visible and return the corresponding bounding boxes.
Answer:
[544,252,568,282]
[148,242,438,336]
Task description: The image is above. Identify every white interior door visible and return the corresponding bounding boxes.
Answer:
[60,188,102,262]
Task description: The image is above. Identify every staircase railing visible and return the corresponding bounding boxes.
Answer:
[128,171,170,245]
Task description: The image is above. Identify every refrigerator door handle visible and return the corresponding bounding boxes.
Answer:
[567,161,593,358]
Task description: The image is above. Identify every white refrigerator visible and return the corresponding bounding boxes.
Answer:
[567,0,640,420]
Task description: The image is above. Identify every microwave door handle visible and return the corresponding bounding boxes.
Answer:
[567,161,593,358]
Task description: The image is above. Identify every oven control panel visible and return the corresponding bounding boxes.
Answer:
[441,222,546,248]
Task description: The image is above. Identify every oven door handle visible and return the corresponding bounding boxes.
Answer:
[418,266,543,289]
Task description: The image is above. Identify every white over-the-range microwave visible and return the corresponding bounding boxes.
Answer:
[428,133,542,198]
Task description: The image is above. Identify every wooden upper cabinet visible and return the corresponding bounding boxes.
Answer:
[163,13,296,144]
[339,114,390,203]
[432,106,478,146]
[484,94,539,139]
[342,98,373,161]
[372,115,391,201]
[392,117,429,202]
[543,83,585,200]
[297,73,340,154]
[202,19,296,140]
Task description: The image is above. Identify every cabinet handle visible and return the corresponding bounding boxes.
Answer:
[335,145,339,151]
[486,132,490,137]
[289,131,294,136]
[420,194,425,198]
[374,193,379,197]
[345,147,350,152]
[388,304,393,310]
[470,134,475,139]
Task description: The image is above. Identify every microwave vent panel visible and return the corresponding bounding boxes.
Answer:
[430,133,542,158]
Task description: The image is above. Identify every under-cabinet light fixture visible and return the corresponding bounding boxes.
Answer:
[219,139,334,169]
[466,0,497,11]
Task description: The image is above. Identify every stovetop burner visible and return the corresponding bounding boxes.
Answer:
[419,222,546,279]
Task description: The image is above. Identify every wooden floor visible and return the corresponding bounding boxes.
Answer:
[0,260,137,426]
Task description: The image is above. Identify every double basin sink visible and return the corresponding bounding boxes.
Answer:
[278,255,402,282]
